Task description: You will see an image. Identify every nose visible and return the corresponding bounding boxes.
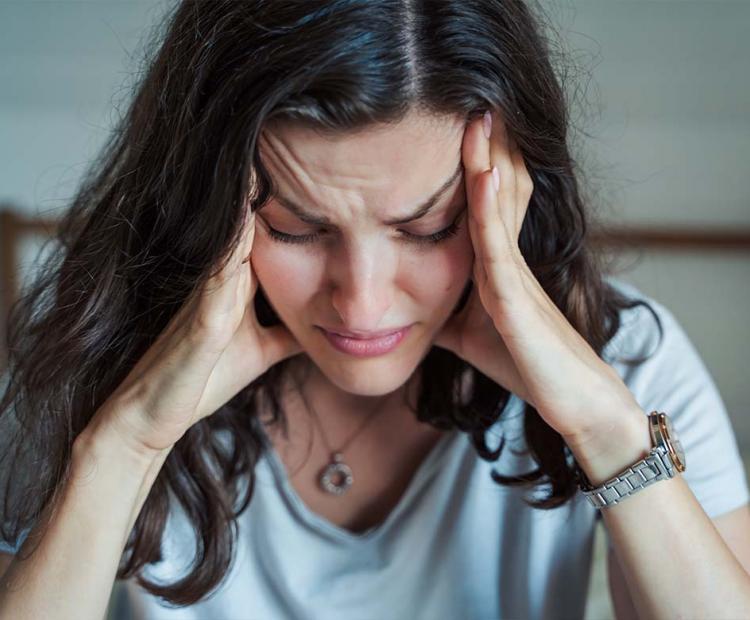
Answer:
[328,240,396,332]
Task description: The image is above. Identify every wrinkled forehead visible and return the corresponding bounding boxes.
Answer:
[257,111,466,211]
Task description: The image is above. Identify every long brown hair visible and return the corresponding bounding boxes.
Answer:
[1,0,660,605]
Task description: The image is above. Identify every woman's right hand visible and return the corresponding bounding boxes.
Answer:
[91,208,303,456]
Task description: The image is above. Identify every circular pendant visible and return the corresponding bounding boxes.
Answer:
[319,453,353,495]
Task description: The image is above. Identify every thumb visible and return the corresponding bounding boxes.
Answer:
[259,323,304,366]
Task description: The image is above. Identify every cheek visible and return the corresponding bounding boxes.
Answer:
[402,234,474,306]
[251,228,474,315]
[250,238,321,312]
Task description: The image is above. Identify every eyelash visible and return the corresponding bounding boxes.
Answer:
[265,208,465,247]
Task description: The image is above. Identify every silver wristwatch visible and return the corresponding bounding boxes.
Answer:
[579,411,687,509]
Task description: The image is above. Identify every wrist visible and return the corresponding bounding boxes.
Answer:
[567,409,652,488]
[76,406,173,473]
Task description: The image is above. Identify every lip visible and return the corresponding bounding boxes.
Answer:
[318,325,412,357]
[321,325,409,338]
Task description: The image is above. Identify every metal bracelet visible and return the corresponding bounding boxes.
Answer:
[580,447,675,509]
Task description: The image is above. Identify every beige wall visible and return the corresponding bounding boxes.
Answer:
[555,1,750,455]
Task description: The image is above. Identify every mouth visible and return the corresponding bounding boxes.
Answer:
[317,325,413,357]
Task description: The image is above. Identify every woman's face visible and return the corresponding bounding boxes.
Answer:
[252,108,474,397]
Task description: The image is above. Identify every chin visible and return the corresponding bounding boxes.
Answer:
[337,371,415,397]
[317,354,422,396]
[301,333,429,397]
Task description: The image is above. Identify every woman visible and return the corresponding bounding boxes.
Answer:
[1,1,748,618]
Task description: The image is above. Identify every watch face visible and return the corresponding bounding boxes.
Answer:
[662,414,687,471]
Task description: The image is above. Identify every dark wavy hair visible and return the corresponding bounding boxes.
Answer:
[1,0,661,607]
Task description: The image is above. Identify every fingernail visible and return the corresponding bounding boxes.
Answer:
[483,110,492,139]
[492,166,500,192]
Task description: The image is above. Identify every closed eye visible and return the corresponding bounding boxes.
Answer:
[265,206,466,247]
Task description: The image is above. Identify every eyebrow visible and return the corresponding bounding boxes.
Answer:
[273,159,464,227]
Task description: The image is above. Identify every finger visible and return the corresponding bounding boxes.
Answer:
[507,134,534,234]
[186,210,257,348]
[112,210,259,417]
[461,111,493,210]
[208,207,256,317]
[488,112,518,217]
[463,111,516,256]
[240,211,260,303]
[468,160,518,263]
[240,209,256,265]
[467,175,525,315]
[462,112,507,267]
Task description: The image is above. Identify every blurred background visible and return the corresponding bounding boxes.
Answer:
[1,1,748,618]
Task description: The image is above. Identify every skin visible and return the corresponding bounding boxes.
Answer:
[252,108,474,433]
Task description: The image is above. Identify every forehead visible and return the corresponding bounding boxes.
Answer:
[257,109,466,212]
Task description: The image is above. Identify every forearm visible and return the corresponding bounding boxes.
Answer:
[0,412,172,620]
[571,412,750,620]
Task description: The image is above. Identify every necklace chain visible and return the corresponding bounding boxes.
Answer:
[308,395,389,455]
[297,381,391,495]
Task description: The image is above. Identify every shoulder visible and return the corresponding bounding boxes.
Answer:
[600,276,749,521]
[601,276,676,364]
[600,275,716,420]
[600,276,710,398]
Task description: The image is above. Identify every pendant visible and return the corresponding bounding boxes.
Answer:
[319,452,354,495]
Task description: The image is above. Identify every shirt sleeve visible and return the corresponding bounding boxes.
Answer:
[0,416,33,555]
[0,526,30,555]
[596,279,749,545]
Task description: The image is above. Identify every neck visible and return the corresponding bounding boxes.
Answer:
[263,356,422,449]
[284,355,419,420]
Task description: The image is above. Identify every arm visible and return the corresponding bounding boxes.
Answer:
[448,110,750,618]
[607,547,640,620]
[608,502,750,620]
[574,414,750,620]
[0,411,172,620]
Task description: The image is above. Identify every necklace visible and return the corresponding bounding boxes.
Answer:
[299,388,391,496]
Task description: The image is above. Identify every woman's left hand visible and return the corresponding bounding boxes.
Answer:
[434,110,644,451]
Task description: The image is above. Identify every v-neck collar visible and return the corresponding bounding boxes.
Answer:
[258,427,464,543]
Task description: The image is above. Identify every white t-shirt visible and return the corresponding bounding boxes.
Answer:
[4,278,749,619]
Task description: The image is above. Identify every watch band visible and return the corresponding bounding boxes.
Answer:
[579,444,676,509]
[577,410,686,510]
